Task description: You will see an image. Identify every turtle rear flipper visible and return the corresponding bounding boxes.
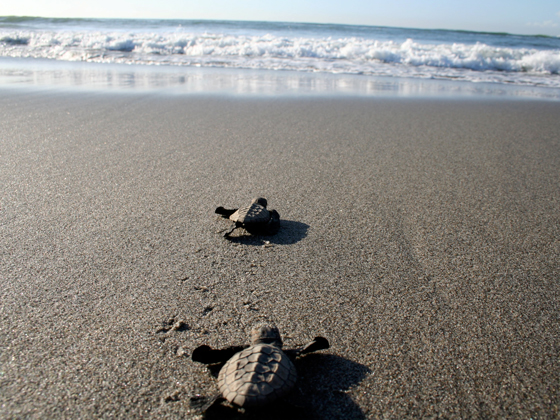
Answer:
[223,222,241,238]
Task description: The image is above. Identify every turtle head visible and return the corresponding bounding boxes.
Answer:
[251,197,268,208]
[250,324,282,347]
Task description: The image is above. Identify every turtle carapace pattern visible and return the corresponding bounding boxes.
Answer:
[191,324,329,411]
[218,342,296,407]
[215,197,280,238]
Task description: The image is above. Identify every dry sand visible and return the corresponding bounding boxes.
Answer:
[1,90,559,419]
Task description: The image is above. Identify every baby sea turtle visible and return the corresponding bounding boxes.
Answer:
[191,324,329,411]
[215,197,280,238]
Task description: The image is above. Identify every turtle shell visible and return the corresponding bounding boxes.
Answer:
[217,344,297,407]
[230,202,270,225]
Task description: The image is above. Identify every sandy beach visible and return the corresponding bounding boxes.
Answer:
[1,89,559,418]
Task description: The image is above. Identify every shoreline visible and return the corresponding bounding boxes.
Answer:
[2,57,560,101]
[1,90,559,419]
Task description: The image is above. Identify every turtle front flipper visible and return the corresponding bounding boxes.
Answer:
[192,344,248,364]
[266,209,281,234]
[285,336,330,359]
[215,206,238,218]
[299,336,329,355]
[190,393,224,413]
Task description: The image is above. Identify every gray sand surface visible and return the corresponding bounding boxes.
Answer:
[1,90,559,419]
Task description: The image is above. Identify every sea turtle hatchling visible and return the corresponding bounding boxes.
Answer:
[215,197,280,238]
[191,324,329,411]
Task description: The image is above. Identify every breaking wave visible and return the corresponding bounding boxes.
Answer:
[1,17,559,87]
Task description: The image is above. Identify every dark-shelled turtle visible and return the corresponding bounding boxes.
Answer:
[215,197,280,237]
[191,324,329,411]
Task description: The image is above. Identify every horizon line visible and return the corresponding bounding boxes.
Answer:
[1,14,558,38]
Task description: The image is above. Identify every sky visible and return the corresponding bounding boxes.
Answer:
[1,0,559,36]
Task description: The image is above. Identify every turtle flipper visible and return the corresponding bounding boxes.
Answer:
[190,393,223,413]
[266,209,281,234]
[223,223,239,238]
[285,336,330,359]
[215,206,238,218]
[245,209,280,236]
[299,336,329,355]
[192,344,248,364]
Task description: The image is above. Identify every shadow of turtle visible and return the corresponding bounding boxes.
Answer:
[203,354,369,420]
[225,220,309,246]
[292,354,370,419]
[202,400,311,420]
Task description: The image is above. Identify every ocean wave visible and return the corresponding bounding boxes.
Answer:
[1,29,559,86]
[0,36,29,45]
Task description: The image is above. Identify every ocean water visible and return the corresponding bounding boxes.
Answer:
[1,16,560,98]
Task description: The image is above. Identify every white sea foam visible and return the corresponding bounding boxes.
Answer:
[1,25,560,88]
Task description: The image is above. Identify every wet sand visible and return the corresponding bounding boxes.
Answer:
[1,90,559,419]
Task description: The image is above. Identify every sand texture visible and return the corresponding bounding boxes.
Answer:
[1,90,559,419]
